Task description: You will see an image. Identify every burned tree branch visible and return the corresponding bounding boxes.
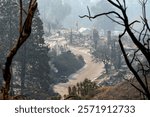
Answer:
[80,0,150,99]
[2,0,37,100]
[80,11,125,22]
[80,1,150,64]
[130,83,146,96]
[130,49,140,65]
[124,77,146,97]
[135,56,148,89]
[129,20,140,27]
[119,36,150,99]
[14,1,28,15]
[19,0,23,33]
[106,15,125,26]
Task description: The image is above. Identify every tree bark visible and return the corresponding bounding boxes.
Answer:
[2,0,37,99]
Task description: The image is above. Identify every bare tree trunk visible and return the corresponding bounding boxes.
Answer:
[2,0,37,99]
[119,37,150,99]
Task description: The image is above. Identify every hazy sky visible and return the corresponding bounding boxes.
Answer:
[37,0,150,30]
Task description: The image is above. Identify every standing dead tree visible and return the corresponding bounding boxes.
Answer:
[1,0,37,99]
[80,0,150,99]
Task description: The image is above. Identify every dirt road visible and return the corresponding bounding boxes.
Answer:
[53,46,104,98]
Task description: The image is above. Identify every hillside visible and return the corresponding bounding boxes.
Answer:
[61,74,150,100]
[92,77,150,100]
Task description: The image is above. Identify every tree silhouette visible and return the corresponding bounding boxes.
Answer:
[91,0,116,34]
[80,0,150,99]
[1,0,37,99]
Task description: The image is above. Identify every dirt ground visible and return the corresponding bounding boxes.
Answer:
[53,46,104,98]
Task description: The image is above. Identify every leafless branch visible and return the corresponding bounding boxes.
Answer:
[119,36,150,99]
[139,23,146,41]
[106,15,125,26]
[142,28,148,45]
[129,20,140,27]
[123,77,146,96]
[2,0,37,99]
[131,83,146,96]
[130,49,140,65]
[14,1,28,15]
[140,0,150,32]
[135,56,148,89]
[107,0,122,10]
[80,11,124,22]
[123,0,127,10]
[80,0,150,99]
[87,6,92,21]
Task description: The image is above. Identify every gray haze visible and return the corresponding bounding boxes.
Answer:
[37,0,150,30]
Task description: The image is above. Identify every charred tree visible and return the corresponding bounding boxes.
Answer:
[2,0,37,99]
[80,0,150,99]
